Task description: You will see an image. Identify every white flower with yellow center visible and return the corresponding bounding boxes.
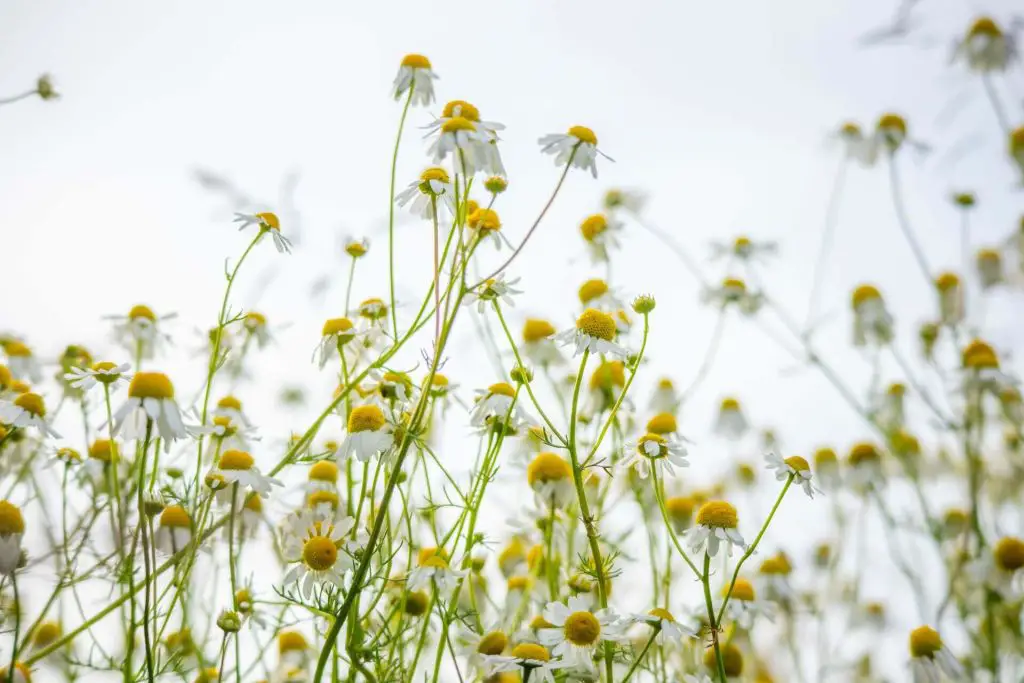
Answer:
[213,394,250,428]
[155,504,193,555]
[952,17,1018,72]
[483,643,566,683]
[64,361,131,392]
[961,339,1018,396]
[555,308,628,359]
[458,627,510,673]
[648,378,680,415]
[603,188,646,214]
[470,382,522,427]
[934,272,964,326]
[243,311,273,348]
[538,125,610,178]
[408,547,465,592]
[713,397,748,440]
[2,340,41,383]
[576,278,621,311]
[339,405,394,462]
[764,453,821,499]
[975,248,1004,290]
[540,596,625,670]
[466,207,514,250]
[832,121,878,166]
[369,370,418,407]
[0,392,60,439]
[521,319,563,367]
[111,372,186,447]
[283,510,356,598]
[233,211,292,254]
[630,608,694,645]
[685,501,746,557]
[211,449,282,499]
[758,553,795,602]
[0,500,25,576]
[721,578,775,629]
[620,433,689,478]
[103,305,176,361]
[313,317,360,369]
[578,214,622,263]
[305,460,340,493]
[710,235,778,263]
[702,277,762,315]
[0,662,32,683]
[846,442,884,490]
[392,53,438,106]
[465,274,523,313]
[527,452,576,508]
[968,536,1024,598]
[908,626,962,683]
[395,167,455,219]
[426,100,505,176]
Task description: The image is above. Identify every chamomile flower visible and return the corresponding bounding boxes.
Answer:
[277,630,312,668]
[714,397,748,440]
[833,121,878,166]
[540,596,624,670]
[211,449,282,499]
[1013,126,1024,181]
[470,382,525,428]
[874,113,920,156]
[851,284,894,347]
[64,361,131,392]
[392,53,438,106]
[409,547,465,592]
[243,312,273,349]
[703,643,744,679]
[648,377,680,415]
[234,212,292,254]
[304,460,340,493]
[758,552,794,601]
[554,308,628,359]
[961,338,1017,396]
[908,626,962,683]
[685,500,747,557]
[484,643,565,683]
[465,274,523,313]
[1,340,41,383]
[578,214,622,263]
[934,272,964,326]
[522,318,563,366]
[213,395,250,428]
[630,608,693,645]
[527,452,575,507]
[0,663,32,683]
[395,167,454,219]
[426,100,505,176]
[764,453,821,498]
[576,278,621,311]
[0,500,25,576]
[538,126,611,178]
[664,495,695,533]
[339,405,394,462]
[846,442,884,489]
[459,628,510,673]
[283,510,356,598]
[721,578,775,629]
[155,504,193,555]
[0,392,60,438]
[603,188,646,214]
[703,277,762,315]
[467,208,513,250]
[620,433,690,478]
[105,305,176,361]
[710,236,778,263]
[952,17,1018,73]
[975,248,1004,289]
[313,317,359,369]
[111,372,186,448]
[969,536,1024,597]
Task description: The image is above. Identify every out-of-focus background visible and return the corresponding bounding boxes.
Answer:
[3,0,1024,676]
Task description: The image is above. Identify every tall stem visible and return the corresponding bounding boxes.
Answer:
[387,87,416,340]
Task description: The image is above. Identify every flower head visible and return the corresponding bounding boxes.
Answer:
[393,53,438,106]
[233,212,292,254]
[538,126,611,178]
[685,501,746,557]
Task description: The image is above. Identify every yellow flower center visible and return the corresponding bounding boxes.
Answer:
[88,439,115,462]
[784,455,810,472]
[477,631,508,656]
[0,501,25,535]
[665,496,694,521]
[212,416,235,435]
[851,284,882,308]
[908,626,942,658]
[878,113,907,136]
[523,318,556,343]
[968,16,1002,38]
[648,607,675,622]
[441,116,476,133]
[9,381,29,394]
[848,442,880,466]
[580,214,608,241]
[935,272,960,291]
[994,537,1024,571]
[646,413,677,434]
[578,279,609,304]
[527,453,572,486]
[508,575,533,591]
[278,631,309,654]
[576,308,616,342]
[590,361,625,392]
[159,505,191,529]
[348,405,385,433]
[568,125,597,145]
[308,461,339,483]
[696,501,739,529]
[1012,126,1024,155]
[245,312,266,328]
[420,166,450,183]
[128,372,174,399]
[256,212,280,231]
[32,621,61,648]
[722,277,746,293]
[129,305,156,321]
[962,339,999,369]
[840,121,861,136]
[469,208,501,232]
[302,535,339,571]
[759,554,792,575]
[219,450,254,471]
[307,490,340,510]
[13,392,45,417]
[417,546,449,566]
[725,578,756,602]
[977,248,1001,265]
[217,396,241,412]
[89,361,122,384]
[564,611,601,646]
[442,100,481,121]
[512,642,550,661]
[0,365,10,390]
[705,643,744,677]
[814,448,837,467]
[401,53,432,69]
[244,495,262,513]
[322,317,354,337]
[483,382,513,399]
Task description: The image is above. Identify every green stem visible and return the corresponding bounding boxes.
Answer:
[620,628,659,682]
[387,86,415,340]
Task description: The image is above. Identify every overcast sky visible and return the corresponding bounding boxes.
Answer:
[3,0,1024,676]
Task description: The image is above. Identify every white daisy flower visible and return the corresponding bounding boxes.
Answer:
[961,339,1018,398]
[521,319,563,367]
[648,377,680,415]
[710,235,778,263]
[155,504,193,555]
[713,397,748,441]
[338,405,394,462]
[703,277,763,315]
[975,248,1004,290]
[630,608,694,645]
[64,361,131,393]
[0,500,25,576]
[466,207,514,250]
[554,309,629,359]
[0,392,60,439]
[538,125,611,178]
[908,626,963,683]
[526,452,576,508]
[539,595,625,671]
[483,643,566,683]
[110,372,186,448]
[952,17,1018,73]
[846,443,884,491]
[395,167,455,219]
[425,100,505,176]
[967,536,1024,598]
[577,278,622,312]
[242,311,274,349]
[212,395,250,428]
[233,211,292,254]
[470,382,523,428]
[764,452,821,499]
[758,553,795,602]
[313,317,360,369]
[458,628,510,673]
[578,214,623,263]
[1,340,41,384]
[873,113,929,157]
[408,547,465,593]
[210,449,282,499]
[684,501,747,558]
[392,53,438,106]
[620,433,690,479]
[464,274,523,313]
[602,188,646,215]
[832,121,879,166]
[104,305,176,361]
[282,510,356,599]
[721,578,775,629]
[0,663,32,683]
[935,272,964,326]
[369,370,418,408]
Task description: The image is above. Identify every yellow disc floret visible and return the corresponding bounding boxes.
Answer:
[278,630,309,654]
[578,279,609,304]
[476,631,508,656]
[575,309,616,342]
[0,501,25,535]
[725,578,756,602]
[696,501,738,529]
[994,537,1024,572]
[784,455,811,472]
[646,413,677,434]
[401,53,432,69]
[527,453,572,486]
[219,450,254,471]
[568,126,597,145]
[348,405,385,433]
[128,372,174,400]
[908,625,942,659]
[511,643,550,661]
[962,339,999,370]
[159,505,191,529]
[322,318,354,337]
[128,305,156,321]
[487,382,516,398]
[851,284,882,308]
[256,212,280,231]
[580,214,608,241]
[302,535,339,571]
[705,643,743,677]
[523,319,556,343]
[848,442,881,466]
[308,461,339,483]
[564,610,601,646]
[13,392,45,417]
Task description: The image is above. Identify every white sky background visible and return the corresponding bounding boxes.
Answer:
[3,0,1024,679]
